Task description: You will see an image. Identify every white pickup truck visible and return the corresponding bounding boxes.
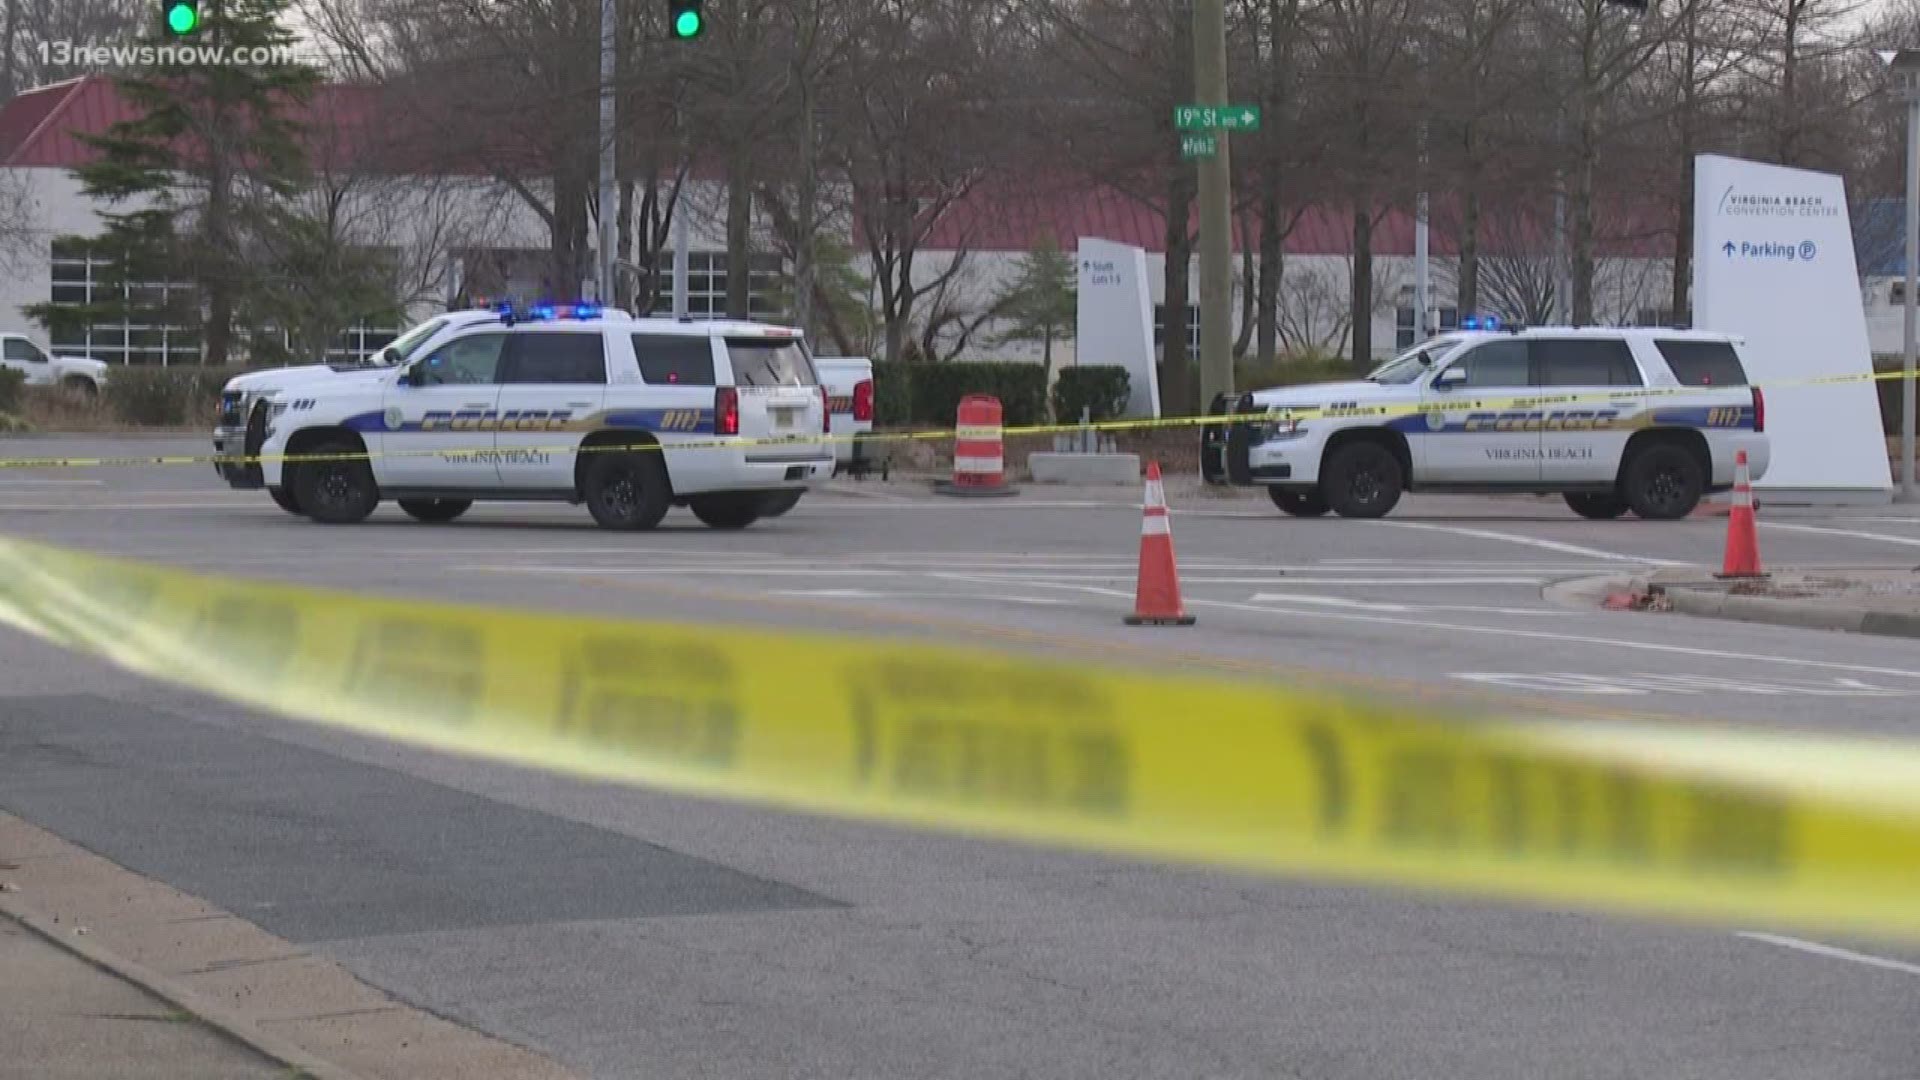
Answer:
[1,333,108,393]
[816,356,876,476]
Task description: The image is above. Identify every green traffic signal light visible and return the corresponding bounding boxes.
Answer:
[668,0,702,39]
[163,0,198,35]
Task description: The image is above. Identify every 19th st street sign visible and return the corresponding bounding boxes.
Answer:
[1174,104,1261,132]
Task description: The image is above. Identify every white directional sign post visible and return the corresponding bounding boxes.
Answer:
[1692,154,1894,502]
[1076,238,1161,419]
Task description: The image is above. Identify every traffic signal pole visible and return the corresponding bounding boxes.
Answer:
[596,0,617,305]
[1194,0,1233,409]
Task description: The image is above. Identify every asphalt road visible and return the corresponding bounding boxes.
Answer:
[5,436,1920,1079]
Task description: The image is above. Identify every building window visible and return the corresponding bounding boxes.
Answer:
[324,322,399,364]
[1892,281,1907,306]
[1395,306,1459,349]
[1152,304,1200,355]
[48,238,201,365]
[649,252,784,319]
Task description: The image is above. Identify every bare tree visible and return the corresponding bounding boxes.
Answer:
[1042,0,1202,410]
[1307,0,1418,365]
[1528,0,1672,324]
[0,169,39,273]
[2,0,144,98]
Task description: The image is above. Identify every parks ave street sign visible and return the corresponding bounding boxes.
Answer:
[1174,105,1261,132]
[1180,133,1218,160]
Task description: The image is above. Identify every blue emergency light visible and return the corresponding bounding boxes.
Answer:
[1459,314,1502,331]
[492,300,605,325]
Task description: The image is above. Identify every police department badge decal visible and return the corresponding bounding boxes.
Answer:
[384,407,404,431]
[1426,410,1446,432]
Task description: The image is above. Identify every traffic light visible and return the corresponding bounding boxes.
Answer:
[668,0,703,40]
[162,0,199,35]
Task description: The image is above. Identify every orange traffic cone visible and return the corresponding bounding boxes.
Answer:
[1124,461,1196,626]
[1716,450,1765,579]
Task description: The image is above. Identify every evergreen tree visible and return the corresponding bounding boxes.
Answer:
[993,234,1078,380]
[26,0,318,365]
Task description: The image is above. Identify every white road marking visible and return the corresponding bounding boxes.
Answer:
[1378,520,1689,566]
[0,479,105,486]
[1454,672,1910,697]
[1760,521,1920,548]
[1249,593,1555,616]
[948,572,1550,586]
[1319,558,1619,571]
[0,501,259,511]
[771,588,1074,605]
[989,580,1920,681]
[1736,932,1920,977]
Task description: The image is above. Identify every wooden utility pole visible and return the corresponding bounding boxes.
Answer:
[1194,0,1233,408]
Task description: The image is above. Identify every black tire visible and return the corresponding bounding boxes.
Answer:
[1319,440,1404,519]
[1268,487,1330,517]
[63,377,98,397]
[268,486,302,514]
[759,490,805,518]
[689,494,763,530]
[582,449,671,531]
[291,439,379,524]
[399,498,472,523]
[1622,442,1705,520]
[1564,492,1629,520]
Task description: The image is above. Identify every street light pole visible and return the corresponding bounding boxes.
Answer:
[596,0,617,305]
[1415,117,1430,343]
[1904,71,1918,499]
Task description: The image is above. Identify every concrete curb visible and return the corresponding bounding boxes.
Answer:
[0,894,366,1080]
[1656,586,1920,639]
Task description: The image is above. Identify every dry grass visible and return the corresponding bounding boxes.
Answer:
[15,386,211,434]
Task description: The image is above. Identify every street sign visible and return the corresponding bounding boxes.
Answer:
[1180,133,1218,160]
[1174,104,1261,132]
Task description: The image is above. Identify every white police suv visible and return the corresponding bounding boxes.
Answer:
[1207,326,1769,520]
[256,303,832,530]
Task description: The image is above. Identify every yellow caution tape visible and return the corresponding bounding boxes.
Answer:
[4,533,1920,939]
[0,367,1910,472]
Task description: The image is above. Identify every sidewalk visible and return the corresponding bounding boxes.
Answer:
[0,911,284,1080]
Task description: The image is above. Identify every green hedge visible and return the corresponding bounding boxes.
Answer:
[1051,366,1131,423]
[1877,362,1912,437]
[871,361,1049,427]
[0,367,23,415]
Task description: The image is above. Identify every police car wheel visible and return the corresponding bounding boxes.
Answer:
[583,450,671,531]
[293,441,378,525]
[398,498,472,523]
[690,494,763,530]
[1321,441,1403,519]
[268,486,302,515]
[758,490,805,517]
[1622,444,1704,520]
[1563,492,1629,520]
[1267,488,1330,517]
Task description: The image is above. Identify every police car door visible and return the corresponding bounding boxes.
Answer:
[1532,337,1644,483]
[494,328,606,490]
[1418,338,1540,483]
[383,331,506,488]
